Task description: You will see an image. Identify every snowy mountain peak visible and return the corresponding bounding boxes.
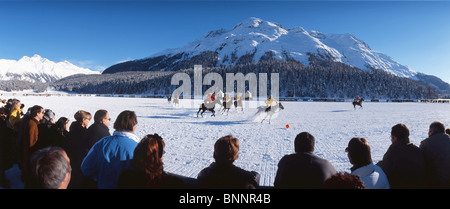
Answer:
[0,54,100,83]
[233,17,264,29]
[290,26,307,34]
[31,54,44,59]
[231,17,289,40]
[106,17,417,79]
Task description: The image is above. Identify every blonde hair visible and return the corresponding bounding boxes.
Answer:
[74,110,91,123]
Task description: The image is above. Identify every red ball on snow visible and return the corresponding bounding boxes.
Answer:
[286,124,290,128]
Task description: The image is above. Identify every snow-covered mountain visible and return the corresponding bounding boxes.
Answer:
[104,17,417,79]
[0,54,100,83]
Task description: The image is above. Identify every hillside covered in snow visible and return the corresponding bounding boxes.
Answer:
[103,17,417,80]
[0,54,100,83]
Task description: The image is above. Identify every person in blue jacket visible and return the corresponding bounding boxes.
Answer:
[81,110,139,189]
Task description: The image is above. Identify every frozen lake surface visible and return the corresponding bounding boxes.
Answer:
[6,95,450,186]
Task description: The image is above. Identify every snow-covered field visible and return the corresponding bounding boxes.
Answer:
[4,95,450,186]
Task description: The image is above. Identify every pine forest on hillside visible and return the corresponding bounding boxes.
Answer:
[47,59,438,99]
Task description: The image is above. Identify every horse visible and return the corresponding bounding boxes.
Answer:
[255,102,285,124]
[352,98,364,110]
[233,98,244,113]
[221,100,233,115]
[197,103,215,117]
[173,97,179,106]
[197,98,222,117]
[168,94,179,106]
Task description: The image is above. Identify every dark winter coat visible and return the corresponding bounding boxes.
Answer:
[15,114,30,165]
[197,162,260,189]
[86,123,110,151]
[48,125,69,148]
[0,119,14,171]
[34,123,54,152]
[63,121,88,189]
[64,122,88,162]
[118,169,185,189]
[274,152,337,189]
[377,141,426,189]
[420,133,450,188]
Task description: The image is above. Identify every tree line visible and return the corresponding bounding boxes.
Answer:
[46,59,439,99]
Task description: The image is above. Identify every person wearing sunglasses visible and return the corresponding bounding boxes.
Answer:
[86,109,111,150]
[81,110,139,189]
[22,105,44,188]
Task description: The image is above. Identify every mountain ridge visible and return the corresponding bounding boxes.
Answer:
[0,54,100,83]
[103,17,417,80]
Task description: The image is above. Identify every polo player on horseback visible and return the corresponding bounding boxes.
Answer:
[225,94,232,103]
[352,96,364,110]
[265,95,278,112]
[205,93,213,103]
[234,93,242,101]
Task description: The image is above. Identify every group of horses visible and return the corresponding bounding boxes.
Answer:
[168,94,364,124]
[167,94,179,106]
[195,97,285,124]
[168,95,285,124]
[196,97,246,117]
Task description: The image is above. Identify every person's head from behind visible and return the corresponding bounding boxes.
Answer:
[214,135,239,164]
[132,134,165,183]
[114,110,137,132]
[30,105,44,121]
[295,132,315,153]
[41,109,56,125]
[446,128,450,135]
[94,109,110,128]
[428,121,445,137]
[346,137,372,168]
[391,123,410,144]
[324,172,367,189]
[74,110,91,128]
[30,146,71,189]
[55,117,70,133]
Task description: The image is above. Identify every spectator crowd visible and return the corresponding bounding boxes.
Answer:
[1,97,450,189]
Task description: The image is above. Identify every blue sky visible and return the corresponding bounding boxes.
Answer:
[1,0,449,83]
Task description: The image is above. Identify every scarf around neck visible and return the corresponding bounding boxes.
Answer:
[113,131,140,143]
